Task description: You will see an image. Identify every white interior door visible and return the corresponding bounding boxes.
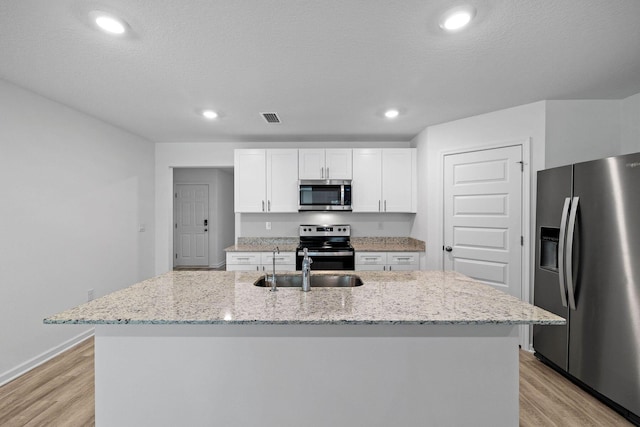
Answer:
[443,146,523,299]
[175,184,209,267]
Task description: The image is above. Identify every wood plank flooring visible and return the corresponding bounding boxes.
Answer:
[0,339,633,426]
[0,338,94,427]
[519,350,632,426]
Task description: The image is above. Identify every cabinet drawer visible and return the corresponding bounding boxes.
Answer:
[226,252,261,265]
[226,264,261,272]
[355,252,387,265]
[387,252,419,266]
[261,252,296,265]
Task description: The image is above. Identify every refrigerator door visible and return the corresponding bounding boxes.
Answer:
[533,165,572,370]
[569,152,640,415]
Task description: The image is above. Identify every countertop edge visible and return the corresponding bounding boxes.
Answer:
[44,318,566,326]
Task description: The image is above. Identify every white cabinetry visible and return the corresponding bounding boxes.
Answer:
[225,252,262,271]
[352,148,416,213]
[299,149,352,180]
[226,252,296,272]
[355,252,419,271]
[234,149,298,213]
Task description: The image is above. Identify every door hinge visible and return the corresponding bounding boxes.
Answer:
[521,236,524,246]
[175,193,178,198]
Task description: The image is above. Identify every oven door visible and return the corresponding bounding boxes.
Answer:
[296,250,355,271]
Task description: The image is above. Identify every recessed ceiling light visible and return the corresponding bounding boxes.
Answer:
[384,109,400,119]
[440,6,476,31]
[90,11,128,35]
[202,110,219,120]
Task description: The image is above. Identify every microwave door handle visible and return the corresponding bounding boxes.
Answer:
[557,197,571,308]
[341,185,344,206]
[565,196,579,310]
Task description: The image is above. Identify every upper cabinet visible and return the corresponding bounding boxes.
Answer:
[234,149,298,213]
[299,149,352,180]
[352,148,417,213]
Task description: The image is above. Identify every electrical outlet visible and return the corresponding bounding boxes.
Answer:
[88,289,95,301]
[266,222,271,230]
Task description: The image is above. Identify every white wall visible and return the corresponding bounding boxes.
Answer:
[0,79,155,384]
[411,101,546,278]
[216,169,235,262]
[173,168,234,267]
[621,92,640,154]
[240,212,414,237]
[545,100,621,168]
[156,141,410,274]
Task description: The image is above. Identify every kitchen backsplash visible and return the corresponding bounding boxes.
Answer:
[238,212,415,237]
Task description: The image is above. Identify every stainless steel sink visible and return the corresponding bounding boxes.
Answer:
[254,274,363,288]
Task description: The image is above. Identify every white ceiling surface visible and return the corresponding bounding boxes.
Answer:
[1,1,639,143]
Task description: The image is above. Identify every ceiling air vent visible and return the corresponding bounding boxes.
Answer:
[261,112,281,124]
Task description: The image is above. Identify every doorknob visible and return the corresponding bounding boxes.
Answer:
[444,246,453,252]
[204,229,208,232]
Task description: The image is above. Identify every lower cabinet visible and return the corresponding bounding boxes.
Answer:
[226,252,296,272]
[355,252,419,271]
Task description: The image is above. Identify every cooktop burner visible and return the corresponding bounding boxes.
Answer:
[298,224,352,251]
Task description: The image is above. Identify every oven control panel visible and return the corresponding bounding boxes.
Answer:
[299,224,350,237]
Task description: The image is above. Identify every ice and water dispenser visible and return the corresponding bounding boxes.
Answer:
[539,227,560,272]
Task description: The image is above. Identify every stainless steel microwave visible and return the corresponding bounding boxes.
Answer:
[298,180,352,211]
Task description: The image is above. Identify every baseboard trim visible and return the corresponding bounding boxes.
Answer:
[0,328,95,387]
[210,260,225,269]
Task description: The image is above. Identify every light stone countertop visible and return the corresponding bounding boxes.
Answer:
[44,270,564,326]
[224,237,425,252]
[350,237,425,252]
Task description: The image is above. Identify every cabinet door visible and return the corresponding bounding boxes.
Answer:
[325,149,352,179]
[382,149,416,213]
[298,149,325,179]
[266,149,298,212]
[234,150,266,212]
[352,149,382,212]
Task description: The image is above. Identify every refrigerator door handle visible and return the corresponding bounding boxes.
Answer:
[557,197,571,308]
[565,196,579,310]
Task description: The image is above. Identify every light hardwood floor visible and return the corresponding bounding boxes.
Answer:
[0,339,633,426]
[0,338,94,427]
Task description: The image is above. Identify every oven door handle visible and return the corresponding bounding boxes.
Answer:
[298,251,353,257]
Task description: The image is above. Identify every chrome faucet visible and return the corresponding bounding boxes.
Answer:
[270,246,279,292]
[301,248,313,292]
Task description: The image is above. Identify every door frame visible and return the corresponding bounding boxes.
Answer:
[173,182,210,268]
[440,139,531,348]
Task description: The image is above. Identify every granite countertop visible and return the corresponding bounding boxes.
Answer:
[225,237,426,252]
[44,270,564,326]
[350,237,425,252]
[225,237,299,252]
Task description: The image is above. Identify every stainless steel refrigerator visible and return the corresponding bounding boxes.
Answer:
[534,151,640,423]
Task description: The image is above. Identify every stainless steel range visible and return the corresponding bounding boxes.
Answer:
[296,225,355,271]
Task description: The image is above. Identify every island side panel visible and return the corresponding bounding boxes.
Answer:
[95,324,519,427]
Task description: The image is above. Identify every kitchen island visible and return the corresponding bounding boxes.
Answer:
[45,270,564,426]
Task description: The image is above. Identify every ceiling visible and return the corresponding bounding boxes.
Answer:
[1,0,639,143]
